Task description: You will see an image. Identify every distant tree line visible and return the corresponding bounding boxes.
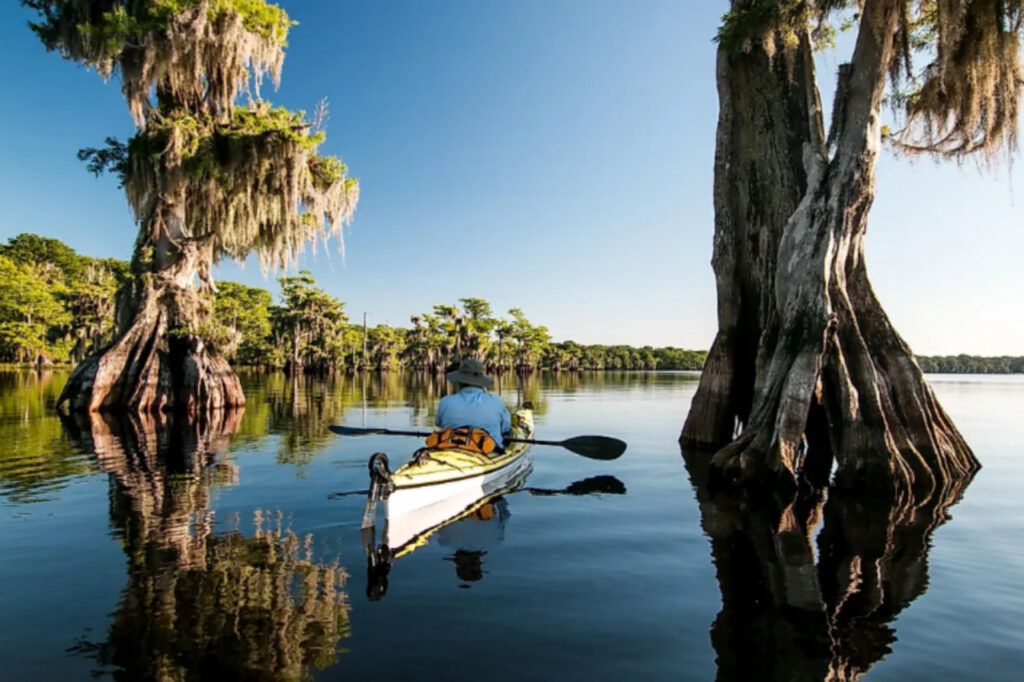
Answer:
[916,356,1024,374]
[4,234,1019,375]
[0,234,706,372]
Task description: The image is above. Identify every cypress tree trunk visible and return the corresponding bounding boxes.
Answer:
[682,0,979,497]
[59,195,244,414]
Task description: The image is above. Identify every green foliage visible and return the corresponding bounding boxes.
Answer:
[0,254,71,363]
[506,308,551,371]
[0,235,125,363]
[0,237,709,374]
[6,236,1018,376]
[63,261,122,362]
[27,0,358,293]
[26,0,293,78]
[203,279,712,375]
[716,0,839,53]
[917,355,1024,374]
[210,282,274,364]
[0,233,89,280]
[210,0,295,41]
[718,0,796,51]
[275,272,349,371]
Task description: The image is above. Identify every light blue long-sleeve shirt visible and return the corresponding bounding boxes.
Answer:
[435,387,512,447]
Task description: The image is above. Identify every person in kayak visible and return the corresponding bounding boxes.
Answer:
[435,357,511,449]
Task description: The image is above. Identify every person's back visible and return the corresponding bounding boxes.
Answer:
[435,358,511,447]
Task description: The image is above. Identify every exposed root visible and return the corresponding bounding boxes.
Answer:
[58,281,244,415]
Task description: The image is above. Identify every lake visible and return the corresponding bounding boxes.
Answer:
[0,370,1021,681]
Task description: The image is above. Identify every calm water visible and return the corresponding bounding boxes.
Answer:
[0,370,1022,681]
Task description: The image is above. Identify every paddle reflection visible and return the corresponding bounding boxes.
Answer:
[61,410,351,682]
[683,447,974,682]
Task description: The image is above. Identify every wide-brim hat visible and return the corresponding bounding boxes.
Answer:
[446,357,494,388]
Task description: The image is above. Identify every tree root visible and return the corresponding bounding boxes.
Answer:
[58,305,244,415]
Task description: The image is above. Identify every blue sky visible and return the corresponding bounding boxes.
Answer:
[1,1,1020,354]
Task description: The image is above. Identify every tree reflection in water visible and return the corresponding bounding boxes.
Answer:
[683,448,974,682]
[61,410,351,682]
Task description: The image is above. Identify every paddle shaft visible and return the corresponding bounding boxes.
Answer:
[510,437,569,447]
[327,425,585,446]
[328,425,626,460]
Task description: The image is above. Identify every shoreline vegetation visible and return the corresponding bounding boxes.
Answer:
[1,234,1019,375]
[0,234,704,372]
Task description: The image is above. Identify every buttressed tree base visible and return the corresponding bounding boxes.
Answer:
[25,0,358,414]
[682,0,1005,497]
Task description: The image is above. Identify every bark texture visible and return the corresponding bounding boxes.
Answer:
[682,0,979,497]
[58,202,244,415]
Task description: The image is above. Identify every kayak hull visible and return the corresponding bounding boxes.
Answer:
[382,408,535,553]
[384,451,532,553]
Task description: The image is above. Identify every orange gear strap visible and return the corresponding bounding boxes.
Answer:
[425,426,498,455]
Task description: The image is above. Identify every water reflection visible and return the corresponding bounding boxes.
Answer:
[364,473,627,600]
[440,498,510,588]
[0,371,92,504]
[0,368,629,505]
[235,370,551,468]
[60,411,351,682]
[683,447,974,681]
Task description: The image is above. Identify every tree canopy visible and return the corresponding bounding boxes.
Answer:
[719,0,1023,160]
[32,0,360,274]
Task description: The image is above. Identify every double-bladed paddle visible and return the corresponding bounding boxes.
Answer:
[327,425,627,460]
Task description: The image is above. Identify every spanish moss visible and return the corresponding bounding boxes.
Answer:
[892,0,1023,159]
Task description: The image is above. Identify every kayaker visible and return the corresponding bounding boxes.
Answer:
[435,357,512,449]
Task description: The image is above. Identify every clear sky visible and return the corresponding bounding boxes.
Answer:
[1,1,1021,355]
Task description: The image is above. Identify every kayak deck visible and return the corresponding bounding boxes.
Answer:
[390,409,534,489]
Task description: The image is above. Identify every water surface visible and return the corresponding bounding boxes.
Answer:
[0,370,1021,680]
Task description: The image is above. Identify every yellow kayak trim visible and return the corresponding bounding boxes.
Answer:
[390,409,535,489]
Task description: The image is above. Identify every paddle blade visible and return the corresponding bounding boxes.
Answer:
[329,425,387,436]
[559,435,627,460]
[329,425,432,438]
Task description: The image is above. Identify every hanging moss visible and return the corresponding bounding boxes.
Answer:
[32,1,361,277]
[891,0,1023,160]
[715,1,1024,161]
[27,0,293,123]
[122,103,358,272]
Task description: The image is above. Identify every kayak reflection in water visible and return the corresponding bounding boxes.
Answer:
[364,475,625,601]
[440,498,511,588]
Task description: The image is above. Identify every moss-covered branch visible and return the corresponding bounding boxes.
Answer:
[25,0,293,122]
